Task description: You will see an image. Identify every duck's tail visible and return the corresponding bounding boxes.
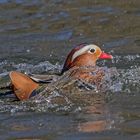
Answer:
[9,71,39,101]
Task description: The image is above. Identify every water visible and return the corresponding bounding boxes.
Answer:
[0,0,140,139]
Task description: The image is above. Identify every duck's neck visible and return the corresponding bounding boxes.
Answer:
[61,63,97,75]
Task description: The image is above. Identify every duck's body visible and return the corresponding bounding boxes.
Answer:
[4,43,112,101]
[67,66,105,87]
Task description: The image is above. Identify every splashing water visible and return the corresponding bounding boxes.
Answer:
[0,54,139,113]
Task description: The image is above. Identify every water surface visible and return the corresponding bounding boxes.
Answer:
[0,0,140,140]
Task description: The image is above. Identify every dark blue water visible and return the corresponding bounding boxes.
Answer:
[0,0,140,139]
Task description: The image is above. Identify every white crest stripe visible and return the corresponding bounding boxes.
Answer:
[71,44,98,62]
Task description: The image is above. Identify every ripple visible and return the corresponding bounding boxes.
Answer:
[80,6,120,15]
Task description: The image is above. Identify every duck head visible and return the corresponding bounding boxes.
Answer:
[61,43,113,74]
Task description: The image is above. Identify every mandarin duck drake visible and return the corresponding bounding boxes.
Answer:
[2,43,112,101]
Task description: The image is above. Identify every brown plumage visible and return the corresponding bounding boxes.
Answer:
[61,44,112,86]
[8,43,113,100]
[9,71,39,100]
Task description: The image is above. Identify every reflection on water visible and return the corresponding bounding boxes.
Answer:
[78,104,113,133]
[0,0,139,139]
